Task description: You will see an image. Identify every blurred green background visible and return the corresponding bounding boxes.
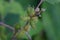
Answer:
[0,0,60,40]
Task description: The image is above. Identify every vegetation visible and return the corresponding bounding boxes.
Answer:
[0,0,60,40]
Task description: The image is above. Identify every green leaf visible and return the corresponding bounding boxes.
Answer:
[41,1,60,40]
[50,3,60,40]
[46,0,60,4]
[0,26,5,34]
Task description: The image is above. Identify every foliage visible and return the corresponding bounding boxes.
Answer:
[0,0,60,40]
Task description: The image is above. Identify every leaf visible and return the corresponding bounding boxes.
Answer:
[0,34,7,40]
[46,0,60,4]
[50,3,60,40]
[29,20,43,36]
[4,13,20,26]
[15,0,38,9]
[41,1,60,40]
[0,26,5,34]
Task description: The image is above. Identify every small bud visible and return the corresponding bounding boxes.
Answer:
[41,8,46,12]
[39,15,42,17]
[35,7,40,12]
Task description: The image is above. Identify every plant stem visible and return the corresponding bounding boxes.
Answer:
[0,22,15,31]
[36,0,44,9]
[25,32,32,40]
[11,21,32,40]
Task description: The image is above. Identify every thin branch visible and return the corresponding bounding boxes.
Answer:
[25,32,32,40]
[0,22,15,31]
[11,29,21,40]
[36,0,44,9]
[11,21,28,40]
[23,21,32,40]
[11,20,32,40]
[11,22,26,40]
[34,0,44,18]
[0,22,3,25]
